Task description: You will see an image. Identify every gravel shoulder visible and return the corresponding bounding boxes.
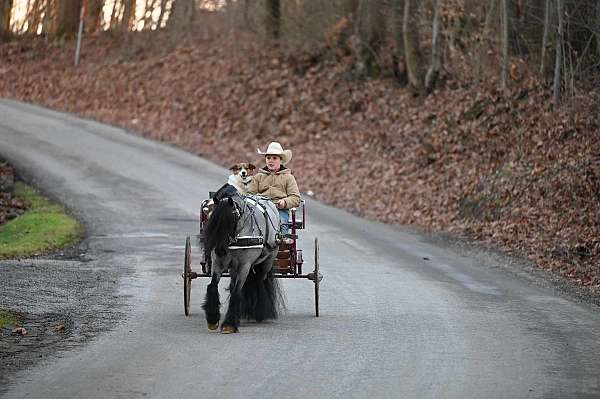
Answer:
[0,240,131,392]
[0,158,130,392]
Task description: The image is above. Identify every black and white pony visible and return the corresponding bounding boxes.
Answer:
[202,184,285,333]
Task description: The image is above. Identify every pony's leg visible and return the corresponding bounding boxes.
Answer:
[251,252,282,322]
[221,263,251,334]
[202,256,225,331]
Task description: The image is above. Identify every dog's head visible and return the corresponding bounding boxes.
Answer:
[229,163,256,181]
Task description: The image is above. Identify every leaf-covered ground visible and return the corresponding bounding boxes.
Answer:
[0,30,598,292]
[0,163,26,225]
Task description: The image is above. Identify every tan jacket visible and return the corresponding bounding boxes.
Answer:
[247,166,301,209]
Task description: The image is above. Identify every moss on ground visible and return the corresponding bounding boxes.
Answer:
[0,310,20,328]
[0,182,83,259]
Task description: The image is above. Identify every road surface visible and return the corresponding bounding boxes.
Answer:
[1,99,599,398]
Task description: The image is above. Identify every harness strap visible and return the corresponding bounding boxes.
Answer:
[229,245,264,250]
[228,235,264,250]
[243,196,266,213]
[227,195,279,251]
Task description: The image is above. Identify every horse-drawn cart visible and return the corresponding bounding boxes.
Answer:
[182,190,321,329]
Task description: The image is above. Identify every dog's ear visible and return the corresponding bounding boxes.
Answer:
[229,164,240,172]
[248,163,256,174]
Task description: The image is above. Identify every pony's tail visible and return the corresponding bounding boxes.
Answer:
[204,198,237,257]
[241,271,286,322]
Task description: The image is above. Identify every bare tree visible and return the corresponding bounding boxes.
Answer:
[332,0,359,51]
[109,0,122,30]
[596,0,600,58]
[391,0,407,84]
[540,0,553,76]
[168,0,195,32]
[0,0,13,39]
[43,0,56,37]
[552,0,564,106]
[501,0,509,89]
[121,0,136,31]
[403,0,425,94]
[265,0,280,41]
[352,0,386,76]
[25,0,44,34]
[85,0,104,33]
[156,0,168,28]
[472,0,498,82]
[54,0,82,38]
[425,0,442,91]
[143,0,159,29]
[483,0,498,35]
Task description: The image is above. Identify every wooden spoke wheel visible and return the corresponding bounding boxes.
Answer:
[183,236,192,316]
[314,237,320,317]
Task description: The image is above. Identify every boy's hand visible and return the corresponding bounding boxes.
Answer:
[276,199,286,209]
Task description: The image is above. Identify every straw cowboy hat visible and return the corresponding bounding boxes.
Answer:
[257,142,292,165]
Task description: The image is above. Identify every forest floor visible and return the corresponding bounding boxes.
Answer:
[0,163,26,225]
[0,29,598,301]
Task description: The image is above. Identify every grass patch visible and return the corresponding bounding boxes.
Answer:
[0,310,20,328]
[0,182,83,259]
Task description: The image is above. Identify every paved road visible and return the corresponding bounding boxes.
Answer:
[1,99,599,399]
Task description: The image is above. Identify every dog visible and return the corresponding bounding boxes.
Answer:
[200,163,256,234]
[227,163,256,194]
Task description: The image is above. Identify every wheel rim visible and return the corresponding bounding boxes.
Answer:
[184,236,192,316]
[314,237,319,317]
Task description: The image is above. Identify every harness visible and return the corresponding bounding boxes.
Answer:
[227,195,279,250]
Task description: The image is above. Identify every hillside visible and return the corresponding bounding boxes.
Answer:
[1,31,598,296]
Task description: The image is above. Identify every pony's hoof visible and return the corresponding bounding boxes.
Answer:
[221,325,237,334]
[207,323,219,331]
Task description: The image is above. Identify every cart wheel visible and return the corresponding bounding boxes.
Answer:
[314,237,320,317]
[183,236,192,316]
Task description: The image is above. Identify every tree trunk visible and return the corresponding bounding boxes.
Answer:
[343,0,360,17]
[354,0,385,76]
[109,0,120,30]
[596,0,600,58]
[391,0,407,84]
[26,0,43,34]
[85,0,104,33]
[425,0,442,92]
[473,0,498,82]
[53,0,82,39]
[42,0,54,37]
[403,0,425,94]
[168,0,195,32]
[332,0,359,51]
[265,0,280,41]
[540,0,552,76]
[143,0,158,28]
[500,0,509,90]
[156,0,168,28]
[0,0,13,39]
[552,0,564,107]
[120,0,136,31]
[483,0,498,36]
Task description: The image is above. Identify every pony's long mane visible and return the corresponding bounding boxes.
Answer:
[205,197,237,257]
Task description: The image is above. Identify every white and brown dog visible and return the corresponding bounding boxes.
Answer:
[200,163,256,228]
[227,163,256,194]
